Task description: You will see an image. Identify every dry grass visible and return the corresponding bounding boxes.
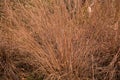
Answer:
[0,0,120,80]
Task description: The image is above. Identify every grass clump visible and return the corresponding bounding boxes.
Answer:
[0,0,120,80]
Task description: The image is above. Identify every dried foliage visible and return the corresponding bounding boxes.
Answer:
[0,0,120,80]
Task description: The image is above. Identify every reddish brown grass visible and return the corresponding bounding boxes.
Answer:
[0,0,120,80]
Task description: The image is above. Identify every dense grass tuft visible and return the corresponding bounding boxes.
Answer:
[0,0,120,80]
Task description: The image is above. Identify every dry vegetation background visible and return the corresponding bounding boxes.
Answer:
[0,0,120,80]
